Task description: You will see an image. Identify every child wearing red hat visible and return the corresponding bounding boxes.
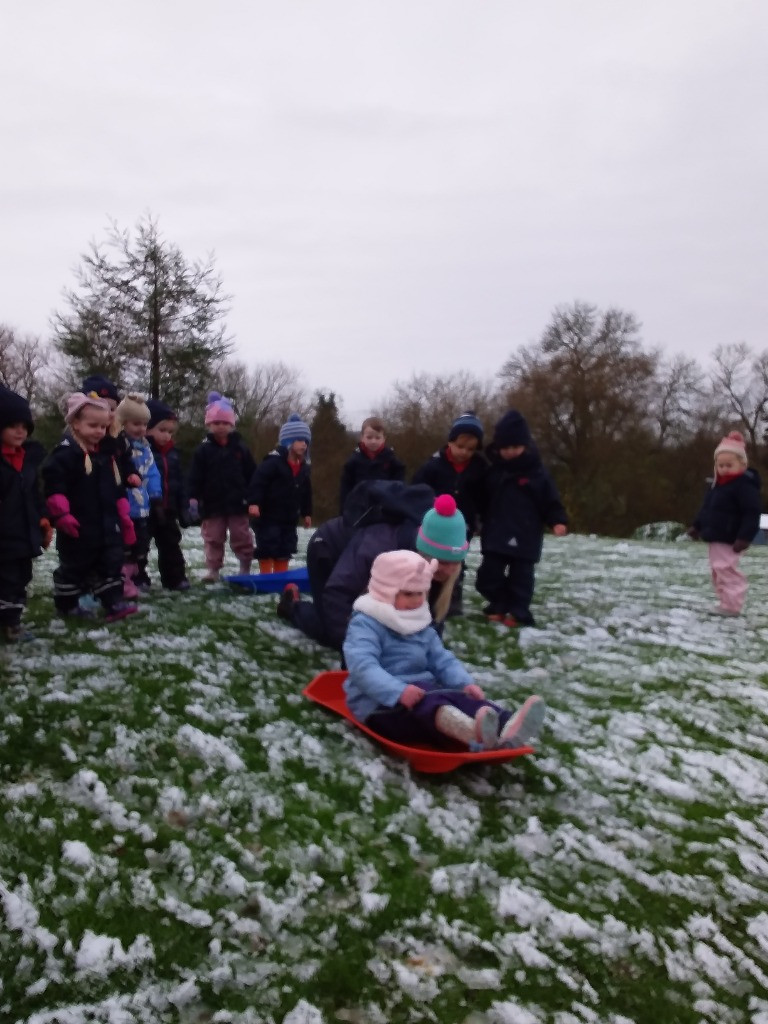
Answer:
[688,431,761,616]
[342,549,546,751]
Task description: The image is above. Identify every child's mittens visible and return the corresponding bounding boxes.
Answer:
[463,683,485,700]
[116,497,137,546]
[552,524,568,537]
[39,518,54,548]
[399,684,425,709]
[46,494,80,538]
[733,538,750,553]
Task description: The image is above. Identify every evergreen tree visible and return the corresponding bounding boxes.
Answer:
[310,392,351,523]
[52,214,232,412]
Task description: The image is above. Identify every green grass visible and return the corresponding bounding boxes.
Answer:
[1,532,767,1024]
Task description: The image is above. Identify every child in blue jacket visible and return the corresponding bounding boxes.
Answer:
[115,394,162,597]
[343,550,545,750]
[477,410,568,627]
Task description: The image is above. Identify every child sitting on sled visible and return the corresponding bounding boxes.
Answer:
[342,549,546,750]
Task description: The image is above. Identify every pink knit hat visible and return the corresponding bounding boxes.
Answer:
[64,392,111,424]
[205,391,236,426]
[368,550,437,605]
[714,431,747,465]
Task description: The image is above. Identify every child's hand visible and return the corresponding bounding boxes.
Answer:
[552,524,568,537]
[303,516,312,528]
[248,505,260,518]
[733,539,750,553]
[399,684,425,709]
[126,474,141,488]
[55,514,80,539]
[39,518,54,548]
[464,683,485,700]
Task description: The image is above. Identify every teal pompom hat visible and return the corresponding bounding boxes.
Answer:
[416,495,469,562]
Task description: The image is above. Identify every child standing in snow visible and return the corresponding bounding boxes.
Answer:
[187,392,256,583]
[80,374,138,489]
[146,399,190,591]
[114,393,162,596]
[343,549,546,750]
[339,417,405,513]
[688,430,761,617]
[477,410,567,627]
[42,393,138,622]
[248,413,312,573]
[0,386,51,642]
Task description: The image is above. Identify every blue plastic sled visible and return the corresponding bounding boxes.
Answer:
[303,671,534,774]
[223,566,310,594]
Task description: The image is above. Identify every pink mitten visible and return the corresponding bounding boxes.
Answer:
[116,497,137,546]
[56,514,80,538]
[399,684,425,709]
[46,493,71,520]
[464,683,485,701]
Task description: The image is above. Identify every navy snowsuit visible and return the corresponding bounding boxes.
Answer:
[477,445,567,625]
[692,469,761,543]
[187,433,256,518]
[339,446,405,513]
[148,437,189,589]
[0,441,45,628]
[412,447,487,539]
[248,446,312,560]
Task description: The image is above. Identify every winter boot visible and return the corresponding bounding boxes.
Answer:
[104,602,140,623]
[258,559,274,574]
[277,583,300,620]
[122,563,140,600]
[475,706,500,750]
[273,559,290,573]
[238,559,252,575]
[498,696,546,749]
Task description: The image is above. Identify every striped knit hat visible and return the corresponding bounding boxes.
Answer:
[448,410,483,443]
[416,495,469,562]
[279,413,311,446]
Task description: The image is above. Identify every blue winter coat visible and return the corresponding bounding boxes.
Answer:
[339,446,405,512]
[124,436,162,520]
[343,609,473,721]
[412,448,487,538]
[0,440,45,561]
[187,432,257,518]
[480,446,567,562]
[248,446,312,523]
[693,469,761,544]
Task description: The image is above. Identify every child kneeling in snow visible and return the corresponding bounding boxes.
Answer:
[343,550,545,750]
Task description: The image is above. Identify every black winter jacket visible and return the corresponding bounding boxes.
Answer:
[693,469,761,544]
[248,446,312,524]
[187,433,256,518]
[149,438,187,521]
[412,447,487,537]
[480,446,567,562]
[42,435,125,551]
[0,441,46,561]
[339,446,405,512]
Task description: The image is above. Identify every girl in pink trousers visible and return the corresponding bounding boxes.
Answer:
[688,431,761,617]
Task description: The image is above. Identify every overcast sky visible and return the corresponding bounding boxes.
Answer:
[2,1,766,425]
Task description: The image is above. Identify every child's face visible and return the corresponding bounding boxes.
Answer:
[209,420,234,442]
[715,452,745,475]
[104,398,118,424]
[123,419,147,440]
[432,559,461,583]
[1,422,29,449]
[289,440,308,459]
[394,589,427,611]
[148,419,177,446]
[361,427,385,452]
[499,444,526,460]
[447,434,478,464]
[73,407,110,448]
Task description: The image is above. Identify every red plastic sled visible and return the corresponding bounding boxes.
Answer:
[303,671,534,774]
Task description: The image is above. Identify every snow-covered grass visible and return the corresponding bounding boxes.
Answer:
[1,531,767,1024]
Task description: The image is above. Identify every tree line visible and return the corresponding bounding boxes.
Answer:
[3,215,766,536]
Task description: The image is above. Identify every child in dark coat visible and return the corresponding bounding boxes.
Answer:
[187,392,257,583]
[248,413,312,573]
[412,411,487,615]
[42,393,138,622]
[339,417,405,513]
[688,431,761,616]
[81,374,138,489]
[0,387,51,642]
[343,550,546,751]
[477,410,568,627]
[146,399,190,591]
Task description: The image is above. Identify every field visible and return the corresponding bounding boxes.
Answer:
[1,531,767,1024]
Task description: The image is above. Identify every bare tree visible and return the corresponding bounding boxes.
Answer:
[0,324,52,404]
[709,342,768,456]
[650,355,707,447]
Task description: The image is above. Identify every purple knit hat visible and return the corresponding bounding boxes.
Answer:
[205,391,236,426]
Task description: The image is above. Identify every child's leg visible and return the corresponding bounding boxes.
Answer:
[154,515,187,588]
[227,515,253,574]
[94,544,129,613]
[708,542,747,613]
[273,525,298,573]
[52,547,90,614]
[503,559,536,625]
[201,517,227,576]
[0,558,32,634]
[475,553,508,617]
[132,520,152,586]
